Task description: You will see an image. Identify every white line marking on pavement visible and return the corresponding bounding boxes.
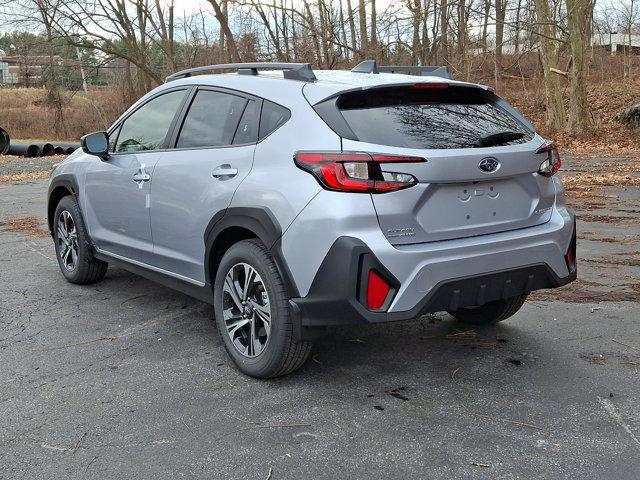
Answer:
[597,396,640,450]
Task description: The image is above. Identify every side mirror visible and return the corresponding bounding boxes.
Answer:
[81,131,109,160]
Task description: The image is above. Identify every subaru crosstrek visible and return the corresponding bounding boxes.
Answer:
[47,61,577,378]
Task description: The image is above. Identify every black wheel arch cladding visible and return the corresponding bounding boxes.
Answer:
[48,174,80,235]
[204,206,300,298]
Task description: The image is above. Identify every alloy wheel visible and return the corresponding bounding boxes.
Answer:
[222,262,272,357]
[56,210,78,271]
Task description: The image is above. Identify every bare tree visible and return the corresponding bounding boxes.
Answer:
[533,0,566,129]
[565,0,593,132]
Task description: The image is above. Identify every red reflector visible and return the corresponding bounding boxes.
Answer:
[367,270,391,310]
[565,242,576,274]
[413,83,449,89]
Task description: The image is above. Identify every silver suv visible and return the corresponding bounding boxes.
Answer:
[47,61,577,378]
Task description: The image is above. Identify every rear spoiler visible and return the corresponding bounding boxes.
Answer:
[351,60,452,80]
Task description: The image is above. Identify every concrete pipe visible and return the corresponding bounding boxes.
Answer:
[57,143,81,154]
[39,143,55,156]
[54,146,65,155]
[8,144,41,157]
[0,127,9,155]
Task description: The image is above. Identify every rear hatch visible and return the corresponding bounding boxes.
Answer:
[312,83,555,245]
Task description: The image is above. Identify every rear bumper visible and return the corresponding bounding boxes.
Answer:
[290,210,576,328]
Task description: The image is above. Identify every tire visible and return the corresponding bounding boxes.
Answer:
[53,195,108,285]
[213,239,312,378]
[448,294,528,325]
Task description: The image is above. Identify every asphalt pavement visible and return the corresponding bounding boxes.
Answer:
[1,155,639,479]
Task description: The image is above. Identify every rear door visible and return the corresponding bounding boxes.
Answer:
[148,87,261,283]
[335,85,555,245]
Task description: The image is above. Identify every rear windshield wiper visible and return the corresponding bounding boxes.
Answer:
[475,131,525,148]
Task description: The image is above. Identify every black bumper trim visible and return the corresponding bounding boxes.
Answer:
[291,235,577,328]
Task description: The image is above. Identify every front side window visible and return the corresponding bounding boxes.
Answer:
[177,90,248,149]
[108,125,121,152]
[115,90,187,153]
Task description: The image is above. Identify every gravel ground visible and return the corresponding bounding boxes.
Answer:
[0,155,64,176]
[1,155,639,479]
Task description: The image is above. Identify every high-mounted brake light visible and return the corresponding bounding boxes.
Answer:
[294,151,425,193]
[536,142,561,177]
[413,83,449,89]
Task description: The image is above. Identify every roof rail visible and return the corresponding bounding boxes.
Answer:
[351,60,452,80]
[165,62,317,83]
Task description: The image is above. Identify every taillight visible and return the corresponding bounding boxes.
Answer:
[367,270,391,310]
[536,142,561,177]
[294,151,425,193]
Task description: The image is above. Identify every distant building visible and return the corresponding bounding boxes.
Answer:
[468,33,640,57]
[592,32,640,54]
[0,53,80,86]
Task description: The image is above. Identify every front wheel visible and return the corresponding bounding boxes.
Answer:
[448,294,528,325]
[213,239,312,378]
[53,195,108,284]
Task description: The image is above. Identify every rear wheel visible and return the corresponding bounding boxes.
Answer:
[213,239,312,378]
[448,294,528,325]
[53,195,108,284]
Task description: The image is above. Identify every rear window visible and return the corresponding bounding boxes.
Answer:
[336,86,532,149]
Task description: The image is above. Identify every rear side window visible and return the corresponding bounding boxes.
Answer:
[259,101,290,140]
[337,86,532,149]
[177,90,247,148]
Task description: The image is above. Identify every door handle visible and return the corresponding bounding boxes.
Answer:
[133,164,151,187]
[212,164,238,179]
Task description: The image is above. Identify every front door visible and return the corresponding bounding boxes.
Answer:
[83,89,189,264]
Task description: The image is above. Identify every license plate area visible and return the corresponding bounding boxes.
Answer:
[416,179,541,240]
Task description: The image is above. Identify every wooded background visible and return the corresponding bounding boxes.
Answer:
[1,0,639,138]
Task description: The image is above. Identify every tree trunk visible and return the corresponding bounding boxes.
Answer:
[533,0,566,129]
[208,0,241,62]
[339,0,350,60]
[439,0,448,63]
[495,0,507,77]
[482,0,490,53]
[358,0,368,56]
[303,0,322,65]
[565,0,592,133]
[371,0,378,57]
[346,0,359,57]
[411,0,422,65]
[514,0,523,52]
[421,0,431,63]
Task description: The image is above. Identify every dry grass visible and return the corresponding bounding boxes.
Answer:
[0,87,125,142]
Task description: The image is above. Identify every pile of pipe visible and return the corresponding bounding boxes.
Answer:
[0,127,79,157]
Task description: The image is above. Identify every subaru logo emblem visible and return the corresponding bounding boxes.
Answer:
[478,157,500,173]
